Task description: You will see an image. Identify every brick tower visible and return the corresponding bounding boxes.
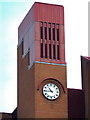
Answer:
[17,2,68,118]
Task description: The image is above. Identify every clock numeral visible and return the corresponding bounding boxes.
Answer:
[44,90,47,92]
[53,84,55,87]
[50,84,52,86]
[50,96,52,99]
[54,96,56,98]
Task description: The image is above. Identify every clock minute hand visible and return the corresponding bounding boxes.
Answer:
[48,87,53,93]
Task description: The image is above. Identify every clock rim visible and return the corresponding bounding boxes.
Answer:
[42,82,60,101]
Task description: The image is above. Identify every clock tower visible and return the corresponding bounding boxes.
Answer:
[17,2,68,118]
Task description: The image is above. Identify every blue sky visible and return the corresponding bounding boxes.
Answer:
[0,0,88,113]
[0,1,34,112]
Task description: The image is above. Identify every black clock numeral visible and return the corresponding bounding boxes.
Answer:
[50,96,52,99]
[44,90,47,92]
[56,94,58,96]
[53,84,55,87]
[50,84,52,86]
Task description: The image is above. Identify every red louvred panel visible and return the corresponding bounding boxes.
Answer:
[60,6,64,24]
[34,2,64,24]
[34,3,39,21]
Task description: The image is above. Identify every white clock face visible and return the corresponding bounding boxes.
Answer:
[43,83,60,100]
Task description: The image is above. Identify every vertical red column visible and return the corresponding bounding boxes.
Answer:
[47,23,49,60]
[60,25,65,63]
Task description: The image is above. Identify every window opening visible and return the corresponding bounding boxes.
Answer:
[45,27,47,39]
[53,45,56,59]
[40,27,43,39]
[41,43,43,58]
[53,28,55,41]
[57,45,60,60]
[57,29,59,41]
[49,28,51,40]
[49,44,51,59]
[28,49,30,65]
[45,44,47,58]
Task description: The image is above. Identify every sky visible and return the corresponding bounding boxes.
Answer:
[0,0,88,113]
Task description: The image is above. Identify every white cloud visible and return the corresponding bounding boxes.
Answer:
[4,77,17,112]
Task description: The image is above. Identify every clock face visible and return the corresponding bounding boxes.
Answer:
[43,83,60,100]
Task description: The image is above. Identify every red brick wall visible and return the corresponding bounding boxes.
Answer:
[68,89,85,118]
[17,42,68,118]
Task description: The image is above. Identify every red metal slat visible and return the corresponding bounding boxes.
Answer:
[52,5,59,23]
[51,5,55,23]
[56,6,60,23]
[47,4,52,23]
[60,6,64,24]
[42,4,47,22]
[34,3,39,21]
[39,3,43,21]
[39,3,47,22]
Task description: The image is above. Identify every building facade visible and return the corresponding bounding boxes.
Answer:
[81,56,90,119]
[0,113,12,120]
[17,2,68,118]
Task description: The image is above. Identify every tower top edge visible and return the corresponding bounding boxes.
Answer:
[33,2,64,8]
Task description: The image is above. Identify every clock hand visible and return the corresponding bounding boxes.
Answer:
[48,87,53,93]
[44,90,52,92]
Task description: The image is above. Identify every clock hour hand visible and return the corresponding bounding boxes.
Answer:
[44,90,52,92]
